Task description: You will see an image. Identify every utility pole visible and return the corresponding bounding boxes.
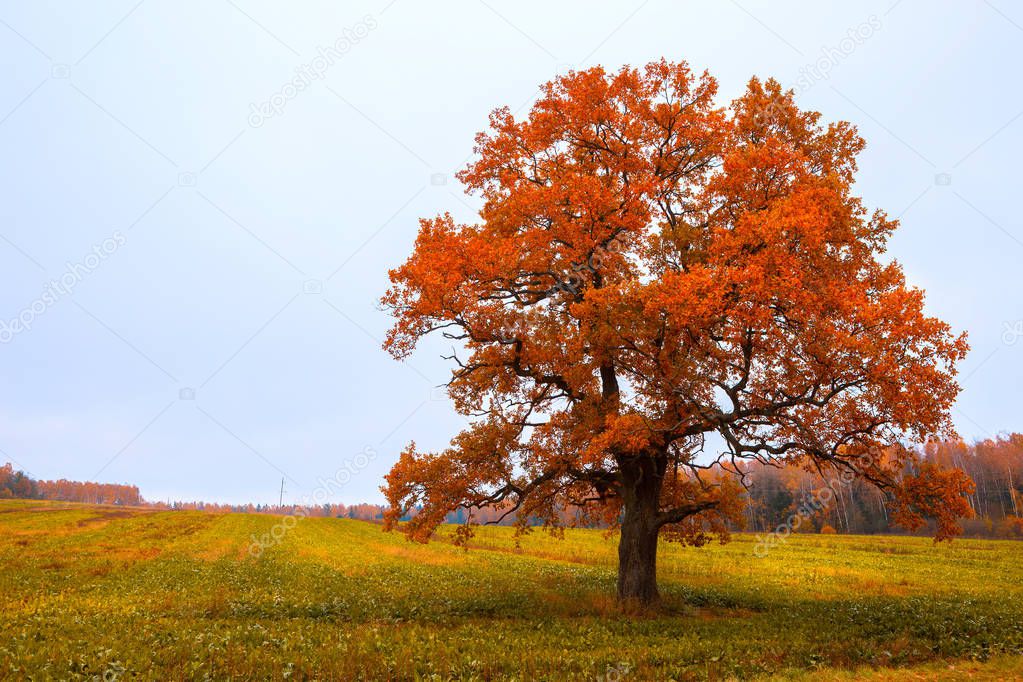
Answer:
[279,477,285,508]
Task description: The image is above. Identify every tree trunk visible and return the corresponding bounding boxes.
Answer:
[616,456,664,607]
[617,500,660,606]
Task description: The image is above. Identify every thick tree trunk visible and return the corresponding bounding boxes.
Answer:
[616,456,664,608]
[617,499,660,606]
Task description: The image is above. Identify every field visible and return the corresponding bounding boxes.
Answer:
[1,500,1022,680]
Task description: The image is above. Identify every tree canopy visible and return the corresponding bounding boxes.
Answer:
[380,60,974,605]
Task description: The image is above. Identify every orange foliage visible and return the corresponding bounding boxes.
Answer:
[891,461,975,539]
[34,477,141,506]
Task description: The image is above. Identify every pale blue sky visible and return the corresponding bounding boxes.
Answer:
[0,1,1020,505]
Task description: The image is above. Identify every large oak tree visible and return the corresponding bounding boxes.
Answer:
[380,61,973,606]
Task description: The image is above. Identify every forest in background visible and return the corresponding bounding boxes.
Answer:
[3,433,1022,539]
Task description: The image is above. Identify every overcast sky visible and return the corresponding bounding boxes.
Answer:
[1,1,1020,505]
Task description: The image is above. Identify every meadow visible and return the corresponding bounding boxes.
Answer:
[1,499,1022,680]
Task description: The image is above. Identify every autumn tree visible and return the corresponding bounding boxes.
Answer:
[380,61,973,607]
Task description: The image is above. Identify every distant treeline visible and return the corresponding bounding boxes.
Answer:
[0,465,391,522]
[0,463,142,506]
[741,434,1023,539]
[149,500,390,522]
[3,433,1021,538]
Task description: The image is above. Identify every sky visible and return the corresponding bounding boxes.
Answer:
[0,0,1020,506]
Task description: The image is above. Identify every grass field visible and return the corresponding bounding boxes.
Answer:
[2,499,1022,680]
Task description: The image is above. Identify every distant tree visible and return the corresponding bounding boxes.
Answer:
[381,61,974,607]
[0,463,38,499]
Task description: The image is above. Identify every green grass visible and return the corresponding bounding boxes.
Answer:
[1,499,1022,680]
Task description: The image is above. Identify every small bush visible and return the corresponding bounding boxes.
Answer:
[996,515,1023,538]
